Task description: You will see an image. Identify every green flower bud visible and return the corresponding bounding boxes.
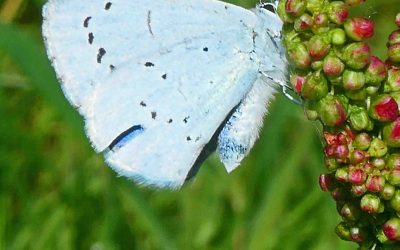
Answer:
[342,70,365,90]
[308,34,331,60]
[317,95,348,126]
[323,55,345,77]
[369,94,399,122]
[325,158,338,171]
[388,167,400,186]
[353,133,371,150]
[368,138,387,158]
[388,44,400,63]
[390,190,400,212]
[384,68,400,92]
[381,184,395,200]
[330,28,346,46]
[342,42,371,70]
[396,13,400,28]
[327,1,349,25]
[345,88,367,101]
[287,42,312,69]
[365,56,387,86]
[383,218,400,241]
[306,0,326,13]
[383,118,400,147]
[340,203,360,221]
[336,222,352,241]
[376,228,390,244]
[360,194,383,213]
[349,106,371,131]
[344,17,374,41]
[335,167,349,182]
[387,154,400,169]
[366,86,379,96]
[302,71,329,100]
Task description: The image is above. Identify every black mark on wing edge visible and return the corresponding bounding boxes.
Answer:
[105,2,112,10]
[151,111,157,119]
[83,16,91,28]
[145,62,154,67]
[140,101,147,107]
[108,125,144,150]
[88,33,94,44]
[162,74,167,79]
[97,48,106,63]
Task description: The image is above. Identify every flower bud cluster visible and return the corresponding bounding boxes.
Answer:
[279,0,400,248]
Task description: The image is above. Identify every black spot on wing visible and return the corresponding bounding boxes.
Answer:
[88,32,94,44]
[83,16,91,28]
[162,74,167,79]
[108,125,144,150]
[167,119,173,123]
[105,2,112,10]
[140,101,147,107]
[203,47,208,52]
[97,48,106,63]
[183,116,190,123]
[151,111,157,119]
[186,136,192,141]
[145,62,155,67]
[110,64,115,71]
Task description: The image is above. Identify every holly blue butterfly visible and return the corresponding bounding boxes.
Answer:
[42,0,288,188]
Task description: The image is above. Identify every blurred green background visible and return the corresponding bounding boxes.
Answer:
[0,0,398,249]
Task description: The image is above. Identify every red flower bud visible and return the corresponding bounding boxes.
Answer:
[289,74,305,93]
[343,42,371,70]
[385,68,400,92]
[383,118,400,148]
[294,13,314,31]
[308,34,331,60]
[317,95,348,127]
[349,168,366,185]
[285,0,306,17]
[388,44,400,63]
[365,56,387,86]
[366,175,385,192]
[342,70,365,90]
[369,95,399,122]
[388,30,400,46]
[319,174,334,191]
[383,218,400,241]
[327,1,348,25]
[351,184,367,196]
[344,17,374,41]
[323,55,345,77]
[349,150,366,164]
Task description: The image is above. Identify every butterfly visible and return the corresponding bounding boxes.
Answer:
[42,0,288,188]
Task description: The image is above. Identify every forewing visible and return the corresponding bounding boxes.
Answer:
[43,0,261,187]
